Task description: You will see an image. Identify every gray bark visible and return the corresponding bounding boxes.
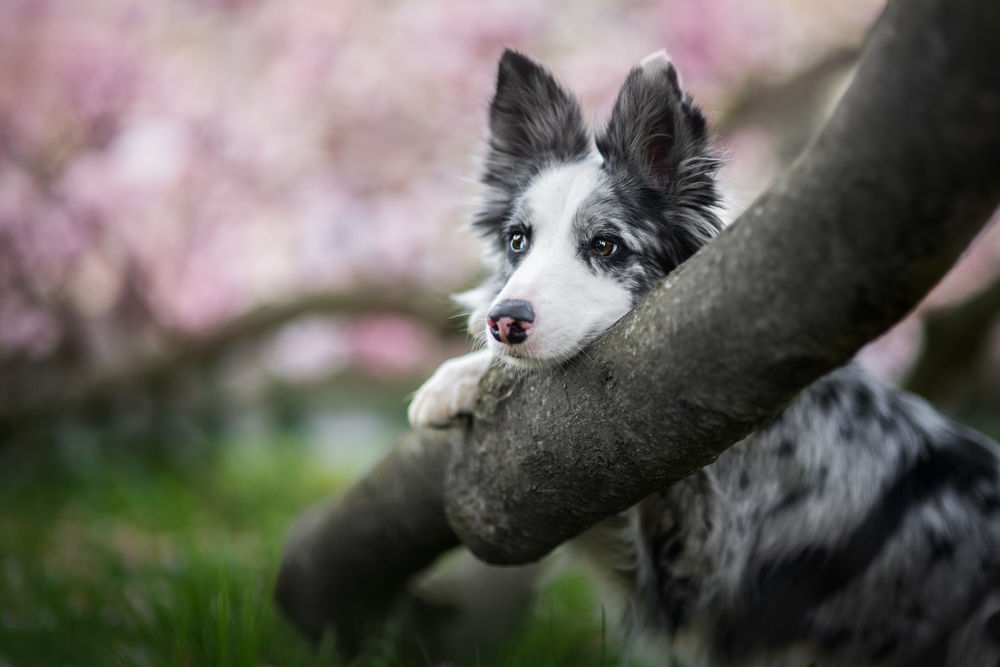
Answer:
[275,0,1000,644]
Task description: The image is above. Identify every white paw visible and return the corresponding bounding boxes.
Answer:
[408,351,492,428]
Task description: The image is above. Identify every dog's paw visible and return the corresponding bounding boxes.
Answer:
[408,351,492,428]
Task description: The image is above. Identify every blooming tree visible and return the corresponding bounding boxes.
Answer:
[4,0,996,425]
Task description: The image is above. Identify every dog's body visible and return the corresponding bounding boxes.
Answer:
[409,50,1000,666]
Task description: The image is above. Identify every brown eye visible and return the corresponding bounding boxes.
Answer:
[591,237,618,257]
[510,232,528,252]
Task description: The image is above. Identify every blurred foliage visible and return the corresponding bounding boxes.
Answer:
[0,436,341,665]
[0,431,652,666]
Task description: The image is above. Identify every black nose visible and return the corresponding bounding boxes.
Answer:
[487,299,535,345]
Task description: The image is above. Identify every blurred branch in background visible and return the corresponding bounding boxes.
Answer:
[0,286,461,436]
[716,46,859,161]
[906,272,1000,420]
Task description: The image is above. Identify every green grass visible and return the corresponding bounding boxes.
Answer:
[0,433,641,667]
[0,437,338,666]
[497,571,626,667]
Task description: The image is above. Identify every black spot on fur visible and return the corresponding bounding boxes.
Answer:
[853,384,874,419]
[776,439,795,458]
[986,609,1000,644]
[718,546,829,654]
[910,630,953,667]
[877,409,898,435]
[919,431,1000,495]
[739,470,750,490]
[979,494,1000,515]
[663,575,695,628]
[871,635,900,661]
[772,487,810,514]
[808,465,829,496]
[906,601,926,621]
[838,421,855,442]
[638,487,718,635]
[663,536,684,560]
[820,626,852,650]
[812,380,840,411]
[928,532,956,563]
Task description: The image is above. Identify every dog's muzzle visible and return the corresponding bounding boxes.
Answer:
[487,299,535,345]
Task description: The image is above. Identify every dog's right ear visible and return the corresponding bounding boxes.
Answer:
[475,49,589,234]
[597,51,713,192]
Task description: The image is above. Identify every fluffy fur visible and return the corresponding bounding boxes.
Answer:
[409,49,1000,666]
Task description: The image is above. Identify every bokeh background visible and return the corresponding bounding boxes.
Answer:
[3,0,999,664]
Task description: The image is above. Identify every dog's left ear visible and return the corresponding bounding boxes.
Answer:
[597,51,712,190]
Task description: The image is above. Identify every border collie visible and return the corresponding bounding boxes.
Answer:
[408,49,1000,667]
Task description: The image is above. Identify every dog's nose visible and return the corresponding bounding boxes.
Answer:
[487,299,535,345]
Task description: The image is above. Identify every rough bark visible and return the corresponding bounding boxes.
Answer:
[275,0,1000,642]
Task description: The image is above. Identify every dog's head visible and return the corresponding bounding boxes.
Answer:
[461,49,723,367]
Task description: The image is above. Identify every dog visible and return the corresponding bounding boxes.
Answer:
[408,49,1000,667]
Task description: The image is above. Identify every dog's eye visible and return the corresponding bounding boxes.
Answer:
[591,237,618,257]
[509,232,528,252]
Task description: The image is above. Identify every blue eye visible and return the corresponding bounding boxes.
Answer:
[510,232,528,252]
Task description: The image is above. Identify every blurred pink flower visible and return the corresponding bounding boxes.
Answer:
[856,318,924,384]
[13,0,985,388]
[0,295,60,359]
[266,316,350,382]
[347,315,439,377]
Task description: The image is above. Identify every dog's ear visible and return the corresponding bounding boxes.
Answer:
[597,51,713,190]
[475,49,589,233]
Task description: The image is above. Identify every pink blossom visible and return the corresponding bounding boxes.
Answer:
[10,0,986,385]
[347,315,439,377]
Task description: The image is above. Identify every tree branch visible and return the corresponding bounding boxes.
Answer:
[274,430,459,651]
[1,287,459,426]
[715,46,860,160]
[905,270,1000,413]
[276,0,1000,643]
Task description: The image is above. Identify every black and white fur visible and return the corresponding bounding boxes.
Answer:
[409,49,1000,667]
